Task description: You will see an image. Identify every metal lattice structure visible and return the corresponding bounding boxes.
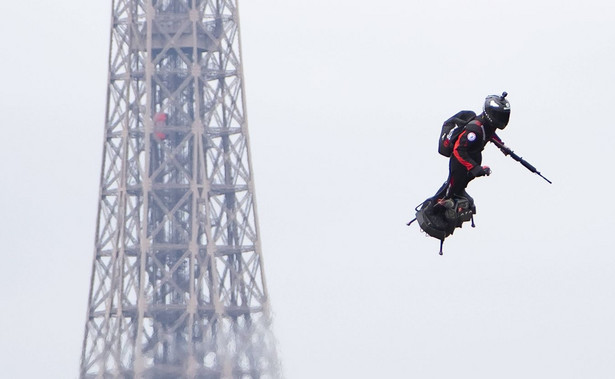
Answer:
[80,1,279,377]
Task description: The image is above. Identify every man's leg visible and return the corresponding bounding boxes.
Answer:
[446,160,472,199]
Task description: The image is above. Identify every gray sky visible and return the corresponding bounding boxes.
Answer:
[1,0,614,378]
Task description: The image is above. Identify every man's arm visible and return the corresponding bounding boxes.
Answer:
[453,124,482,170]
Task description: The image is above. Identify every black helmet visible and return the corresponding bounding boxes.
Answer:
[483,92,510,129]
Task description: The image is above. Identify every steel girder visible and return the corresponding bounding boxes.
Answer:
[80,1,279,378]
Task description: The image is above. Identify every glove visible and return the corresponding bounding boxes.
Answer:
[470,165,491,178]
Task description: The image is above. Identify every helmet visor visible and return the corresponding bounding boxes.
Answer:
[489,110,510,129]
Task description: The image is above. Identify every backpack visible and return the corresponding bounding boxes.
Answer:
[438,110,476,157]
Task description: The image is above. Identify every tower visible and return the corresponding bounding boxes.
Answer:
[80,1,279,377]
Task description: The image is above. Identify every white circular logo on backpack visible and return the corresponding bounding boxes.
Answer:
[467,132,476,142]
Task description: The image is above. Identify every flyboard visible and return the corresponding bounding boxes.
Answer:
[408,139,551,255]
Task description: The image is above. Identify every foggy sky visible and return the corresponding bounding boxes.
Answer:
[1,0,614,378]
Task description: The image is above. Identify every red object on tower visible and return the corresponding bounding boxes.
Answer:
[154,112,167,140]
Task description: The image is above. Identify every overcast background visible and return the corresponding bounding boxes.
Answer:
[1,0,614,378]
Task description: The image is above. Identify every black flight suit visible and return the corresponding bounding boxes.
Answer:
[433,114,503,203]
